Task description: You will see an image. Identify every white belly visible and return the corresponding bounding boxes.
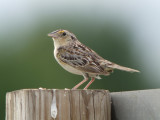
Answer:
[58,62,83,75]
[54,48,83,75]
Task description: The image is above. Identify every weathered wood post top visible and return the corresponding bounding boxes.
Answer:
[6,89,111,120]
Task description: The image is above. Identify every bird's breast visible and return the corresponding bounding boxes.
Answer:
[54,48,83,76]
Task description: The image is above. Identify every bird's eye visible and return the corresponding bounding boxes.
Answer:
[62,32,66,36]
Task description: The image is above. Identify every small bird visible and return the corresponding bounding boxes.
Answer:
[48,29,139,90]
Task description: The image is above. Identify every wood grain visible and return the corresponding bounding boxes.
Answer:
[6,89,111,120]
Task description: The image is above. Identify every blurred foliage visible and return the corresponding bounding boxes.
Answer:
[0,0,159,119]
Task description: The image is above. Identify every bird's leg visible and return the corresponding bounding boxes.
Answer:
[72,78,88,89]
[84,77,95,90]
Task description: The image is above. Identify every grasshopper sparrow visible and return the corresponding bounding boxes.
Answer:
[48,29,139,90]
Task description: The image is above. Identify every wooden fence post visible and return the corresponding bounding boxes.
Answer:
[6,89,111,120]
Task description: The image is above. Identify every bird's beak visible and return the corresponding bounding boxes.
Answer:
[48,32,56,38]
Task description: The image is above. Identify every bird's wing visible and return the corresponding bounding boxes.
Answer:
[56,43,105,73]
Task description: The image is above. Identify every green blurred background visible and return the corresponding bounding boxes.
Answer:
[1,0,160,119]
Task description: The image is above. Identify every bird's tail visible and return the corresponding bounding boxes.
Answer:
[111,64,140,73]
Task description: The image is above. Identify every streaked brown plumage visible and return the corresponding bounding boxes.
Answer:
[48,29,140,89]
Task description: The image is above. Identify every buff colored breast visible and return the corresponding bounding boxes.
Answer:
[54,48,83,76]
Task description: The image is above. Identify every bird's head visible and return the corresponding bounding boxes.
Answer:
[48,29,77,47]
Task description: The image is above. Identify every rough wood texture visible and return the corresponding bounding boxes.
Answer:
[6,89,111,120]
[111,89,160,120]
